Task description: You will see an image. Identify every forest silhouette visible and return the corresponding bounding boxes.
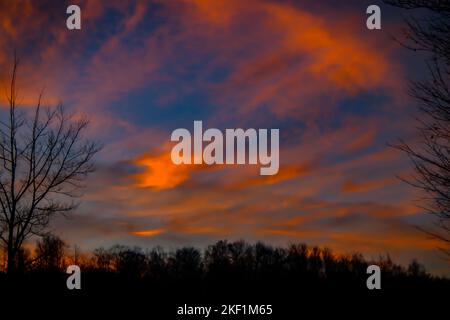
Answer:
[1,236,447,292]
[0,236,448,318]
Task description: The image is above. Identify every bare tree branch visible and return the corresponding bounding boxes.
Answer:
[386,0,450,257]
[0,54,101,274]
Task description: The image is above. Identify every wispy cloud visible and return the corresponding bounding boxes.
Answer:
[0,0,443,274]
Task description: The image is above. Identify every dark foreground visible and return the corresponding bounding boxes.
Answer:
[0,240,448,318]
[0,271,448,318]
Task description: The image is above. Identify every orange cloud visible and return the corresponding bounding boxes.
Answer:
[256,228,321,238]
[175,226,231,236]
[185,0,399,120]
[232,164,310,189]
[341,176,396,193]
[133,151,191,190]
[267,2,388,91]
[130,229,165,237]
[329,231,443,252]
[344,129,377,153]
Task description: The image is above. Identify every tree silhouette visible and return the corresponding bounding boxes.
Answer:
[0,55,100,274]
[386,0,450,257]
[2,239,445,295]
[93,247,115,272]
[34,234,66,272]
[112,245,147,280]
[168,247,202,281]
[408,259,426,277]
[146,246,167,281]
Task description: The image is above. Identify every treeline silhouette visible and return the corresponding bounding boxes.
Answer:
[1,235,449,319]
[0,235,447,294]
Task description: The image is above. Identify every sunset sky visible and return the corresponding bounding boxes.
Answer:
[0,0,447,275]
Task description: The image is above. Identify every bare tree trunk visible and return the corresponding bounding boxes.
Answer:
[6,233,14,274]
[0,54,100,275]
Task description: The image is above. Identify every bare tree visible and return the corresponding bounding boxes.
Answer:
[386,1,450,256]
[0,55,100,274]
[34,234,67,271]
